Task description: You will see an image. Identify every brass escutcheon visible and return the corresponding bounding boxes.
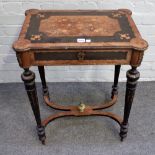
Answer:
[77,51,85,60]
[78,102,86,112]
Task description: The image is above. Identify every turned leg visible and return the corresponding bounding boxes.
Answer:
[38,66,49,98]
[111,65,121,98]
[120,66,140,141]
[21,68,46,144]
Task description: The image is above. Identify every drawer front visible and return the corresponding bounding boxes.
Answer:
[33,50,131,65]
[35,51,127,60]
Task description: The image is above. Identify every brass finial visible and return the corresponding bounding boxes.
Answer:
[78,102,86,112]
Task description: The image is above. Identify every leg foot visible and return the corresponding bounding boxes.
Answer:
[42,140,46,145]
[120,123,128,141]
[37,126,46,145]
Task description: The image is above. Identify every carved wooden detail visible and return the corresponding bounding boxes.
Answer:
[130,50,144,67]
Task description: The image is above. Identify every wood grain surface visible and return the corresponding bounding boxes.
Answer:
[39,16,121,37]
[13,9,148,52]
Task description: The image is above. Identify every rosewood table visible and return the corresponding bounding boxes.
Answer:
[13,9,148,144]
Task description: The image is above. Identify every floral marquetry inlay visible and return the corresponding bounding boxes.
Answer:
[112,12,123,18]
[119,33,131,40]
[30,34,42,41]
[39,16,121,37]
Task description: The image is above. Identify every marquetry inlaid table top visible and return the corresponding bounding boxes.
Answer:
[13,9,148,51]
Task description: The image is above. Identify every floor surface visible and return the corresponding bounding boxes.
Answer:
[0,82,155,155]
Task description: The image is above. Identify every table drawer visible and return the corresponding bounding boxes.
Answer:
[34,51,128,61]
[33,50,131,65]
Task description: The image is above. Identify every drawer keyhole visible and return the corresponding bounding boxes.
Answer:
[77,52,85,60]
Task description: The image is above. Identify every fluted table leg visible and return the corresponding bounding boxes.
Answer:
[21,68,46,144]
[120,66,140,141]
